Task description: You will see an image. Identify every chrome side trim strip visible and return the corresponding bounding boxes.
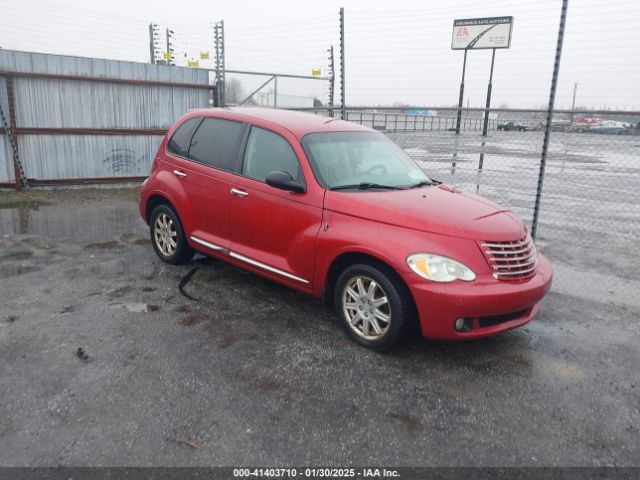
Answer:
[190,235,227,252]
[229,251,310,284]
[189,236,309,284]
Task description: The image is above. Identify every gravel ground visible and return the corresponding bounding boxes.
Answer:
[0,189,638,466]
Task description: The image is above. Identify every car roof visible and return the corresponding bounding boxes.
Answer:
[190,107,372,138]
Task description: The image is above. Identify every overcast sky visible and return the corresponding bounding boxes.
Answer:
[1,0,638,109]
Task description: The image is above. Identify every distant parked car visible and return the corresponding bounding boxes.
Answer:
[498,121,528,131]
[139,108,552,350]
[587,126,628,135]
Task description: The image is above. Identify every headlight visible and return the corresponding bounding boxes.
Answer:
[406,253,476,283]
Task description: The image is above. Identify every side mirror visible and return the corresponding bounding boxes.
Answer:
[265,170,306,194]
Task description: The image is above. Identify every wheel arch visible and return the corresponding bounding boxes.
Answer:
[323,252,415,310]
[145,194,175,224]
[324,251,420,335]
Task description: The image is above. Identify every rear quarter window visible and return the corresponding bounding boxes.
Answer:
[167,117,201,157]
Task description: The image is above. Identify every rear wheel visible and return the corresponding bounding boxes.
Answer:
[334,263,410,351]
[149,204,194,264]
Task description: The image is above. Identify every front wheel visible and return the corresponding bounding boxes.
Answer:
[149,204,195,264]
[334,263,411,351]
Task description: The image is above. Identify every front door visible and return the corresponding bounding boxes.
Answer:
[228,125,323,291]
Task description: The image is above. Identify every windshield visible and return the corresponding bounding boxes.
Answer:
[302,131,430,190]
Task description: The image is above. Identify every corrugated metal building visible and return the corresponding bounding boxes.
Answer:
[0,49,213,186]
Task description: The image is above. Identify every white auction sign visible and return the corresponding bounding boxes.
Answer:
[451,16,513,50]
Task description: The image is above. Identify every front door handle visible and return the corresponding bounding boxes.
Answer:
[173,170,187,178]
[230,188,249,197]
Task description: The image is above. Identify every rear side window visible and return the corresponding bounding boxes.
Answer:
[167,117,201,157]
[242,127,302,182]
[188,118,245,171]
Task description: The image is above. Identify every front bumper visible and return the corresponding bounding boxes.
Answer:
[408,253,553,340]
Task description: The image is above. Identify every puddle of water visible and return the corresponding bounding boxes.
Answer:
[0,201,147,245]
[0,200,52,210]
[82,241,121,250]
[0,264,41,277]
[0,250,33,260]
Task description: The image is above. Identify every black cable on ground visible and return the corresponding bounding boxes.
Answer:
[178,267,200,301]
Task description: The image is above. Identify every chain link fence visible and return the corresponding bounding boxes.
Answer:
[1,0,638,306]
[329,106,639,306]
[223,70,333,110]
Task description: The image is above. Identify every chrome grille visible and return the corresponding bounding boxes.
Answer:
[481,235,537,281]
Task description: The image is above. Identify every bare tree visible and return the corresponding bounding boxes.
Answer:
[224,78,245,105]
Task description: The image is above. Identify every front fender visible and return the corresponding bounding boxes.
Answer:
[313,210,487,297]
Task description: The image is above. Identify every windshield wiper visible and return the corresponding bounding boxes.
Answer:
[407,180,435,189]
[330,182,404,191]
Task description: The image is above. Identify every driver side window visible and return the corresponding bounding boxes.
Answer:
[242,126,303,183]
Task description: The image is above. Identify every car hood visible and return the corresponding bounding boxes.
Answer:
[326,183,526,241]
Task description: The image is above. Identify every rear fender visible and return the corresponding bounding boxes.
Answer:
[146,170,194,233]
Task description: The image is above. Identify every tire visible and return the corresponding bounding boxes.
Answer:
[149,204,195,265]
[334,263,411,351]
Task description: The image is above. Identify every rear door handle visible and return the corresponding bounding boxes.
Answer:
[173,170,187,177]
[230,188,249,197]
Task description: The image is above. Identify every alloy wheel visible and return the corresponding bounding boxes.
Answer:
[342,275,392,340]
[154,212,178,257]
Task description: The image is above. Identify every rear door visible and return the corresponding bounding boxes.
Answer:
[228,125,323,291]
[164,116,246,252]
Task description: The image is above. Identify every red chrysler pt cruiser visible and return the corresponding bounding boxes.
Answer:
[139,108,552,350]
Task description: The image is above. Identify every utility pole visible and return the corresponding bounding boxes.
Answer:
[570,82,578,125]
[149,23,163,64]
[328,46,335,117]
[166,28,176,66]
[149,24,157,64]
[339,8,346,120]
[214,20,226,107]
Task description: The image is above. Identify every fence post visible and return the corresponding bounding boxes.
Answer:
[328,46,335,117]
[5,77,23,191]
[214,20,226,107]
[274,76,278,108]
[531,0,569,240]
[339,8,346,120]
